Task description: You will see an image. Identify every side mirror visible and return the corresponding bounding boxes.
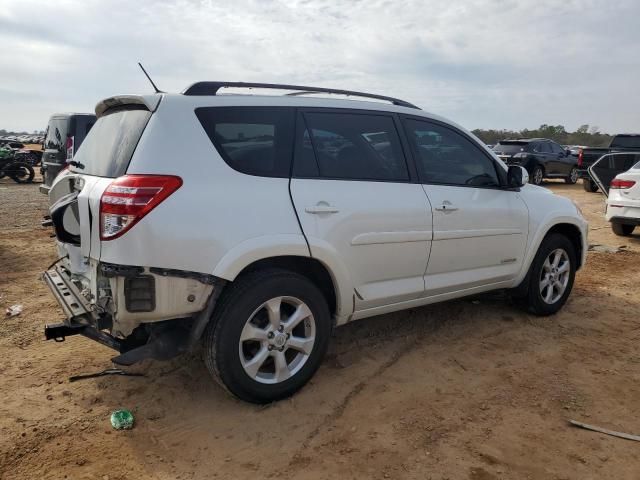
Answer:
[507,165,529,188]
[565,148,572,156]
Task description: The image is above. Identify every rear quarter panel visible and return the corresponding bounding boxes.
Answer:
[97,95,307,277]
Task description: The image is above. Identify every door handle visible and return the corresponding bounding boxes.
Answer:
[305,204,339,214]
[435,202,459,212]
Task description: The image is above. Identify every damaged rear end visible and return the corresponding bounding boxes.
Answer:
[43,94,223,364]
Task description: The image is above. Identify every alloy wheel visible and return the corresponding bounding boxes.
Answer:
[238,296,316,384]
[539,248,570,304]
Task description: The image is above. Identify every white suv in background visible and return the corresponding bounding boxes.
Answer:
[44,82,588,403]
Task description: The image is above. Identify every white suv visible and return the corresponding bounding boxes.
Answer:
[44,82,588,403]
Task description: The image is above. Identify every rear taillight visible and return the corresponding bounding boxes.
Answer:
[66,136,75,160]
[100,175,182,240]
[610,178,636,189]
[577,149,583,167]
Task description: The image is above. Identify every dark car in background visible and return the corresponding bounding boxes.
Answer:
[40,113,96,194]
[493,138,578,186]
[578,134,640,192]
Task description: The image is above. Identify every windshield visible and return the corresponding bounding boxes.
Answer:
[70,106,151,177]
[610,135,640,149]
[493,141,530,154]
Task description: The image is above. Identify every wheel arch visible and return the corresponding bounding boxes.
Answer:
[235,255,339,318]
[544,223,584,269]
[211,235,350,320]
[513,219,586,297]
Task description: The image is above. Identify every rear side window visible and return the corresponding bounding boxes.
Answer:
[534,142,551,153]
[295,112,409,181]
[44,118,69,153]
[404,118,500,187]
[70,106,151,177]
[195,107,295,177]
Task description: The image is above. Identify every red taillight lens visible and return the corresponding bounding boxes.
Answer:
[577,149,583,167]
[610,178,636,189]
[66,136,75,160]
[100,175,182,240]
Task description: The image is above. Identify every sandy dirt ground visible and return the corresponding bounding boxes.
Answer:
[1,178,639,480]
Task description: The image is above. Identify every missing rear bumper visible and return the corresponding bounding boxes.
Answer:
[42,265,225,365]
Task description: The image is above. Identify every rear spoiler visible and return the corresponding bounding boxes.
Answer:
[95,94,162,118]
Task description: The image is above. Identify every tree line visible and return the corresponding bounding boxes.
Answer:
[472,124,612,147]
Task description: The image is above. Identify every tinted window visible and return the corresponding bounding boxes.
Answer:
[550,142,564,154]
[493,141,530,154]
[404,118,500,187]
[70,106,151,177]
[44,118,69,153]
[196,107,295,177]
[534,142,551,153]
[297,112,409,181]
[73,116,96,148]
[610,135,640,149]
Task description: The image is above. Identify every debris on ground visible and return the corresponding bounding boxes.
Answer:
[69,368,146,383]
[569,419,640,442]
[110,409,135,430]
[5,304,23,317]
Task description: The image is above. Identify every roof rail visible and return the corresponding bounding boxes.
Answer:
[182,81,420,109]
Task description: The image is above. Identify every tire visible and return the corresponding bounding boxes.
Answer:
[11,164,35,183]
[514,233,576,316]
[582,178,599,192]
[565,167,578,184]
[611,223,635,236]
[203,268,331,403]
[530,165,544,185]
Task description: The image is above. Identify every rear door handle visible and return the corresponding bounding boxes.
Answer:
[435,202,459,212]
[305,203,339,214]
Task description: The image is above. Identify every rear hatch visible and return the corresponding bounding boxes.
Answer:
[48,102,156,288]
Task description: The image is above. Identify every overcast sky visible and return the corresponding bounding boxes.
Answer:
[1,0,638,133]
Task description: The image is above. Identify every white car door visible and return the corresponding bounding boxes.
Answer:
[401,117,529,295]
[290,110,433,312]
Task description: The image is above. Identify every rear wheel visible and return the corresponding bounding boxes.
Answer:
[565,167,578,184]
[10,164,34,183]
[530,166,544,185]
[611,223,635,236]
[583,178,599,192]
[203,269,331,403]
[514,233,576,316]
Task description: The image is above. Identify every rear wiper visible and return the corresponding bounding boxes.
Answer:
[67,160,85,169]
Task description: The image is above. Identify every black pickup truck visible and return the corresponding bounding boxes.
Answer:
[579,134,640,192]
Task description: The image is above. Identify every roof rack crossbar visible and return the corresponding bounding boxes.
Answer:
[182,81,420,109]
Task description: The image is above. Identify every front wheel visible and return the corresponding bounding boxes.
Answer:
[514,233,576,316]
[611,223,635,236]
[565,167,578,184]
[530,166,544,185]
[203,269,331,403]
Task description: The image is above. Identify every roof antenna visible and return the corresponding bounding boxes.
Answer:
[138,62,163,93]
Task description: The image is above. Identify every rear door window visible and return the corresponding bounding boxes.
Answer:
[403,118,501,187]
[70,106,151,177]
[295,111,409,181]
[195,107,295,177]
[550,142,564,154]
